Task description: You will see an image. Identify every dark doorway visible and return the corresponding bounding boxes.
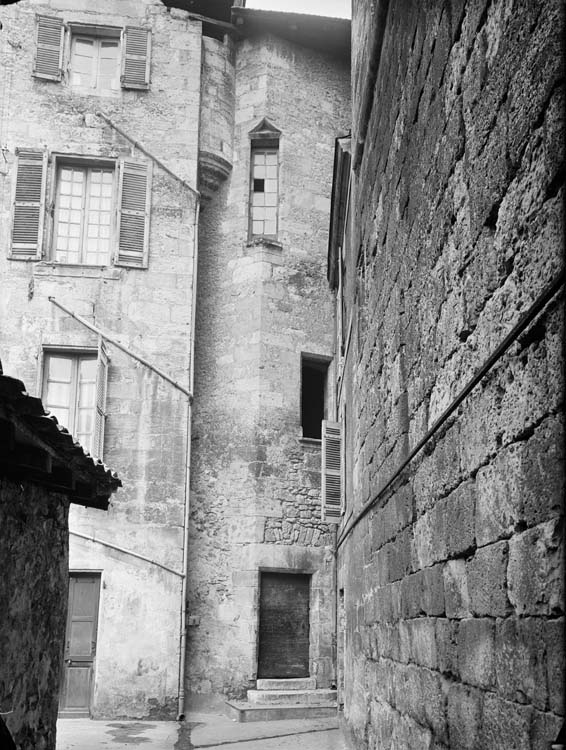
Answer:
[59,573,101,716]
[257,572,310,678]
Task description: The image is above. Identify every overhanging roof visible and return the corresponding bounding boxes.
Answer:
[0,373,121,510]
[232,7,350,59]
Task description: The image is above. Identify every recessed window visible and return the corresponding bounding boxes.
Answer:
[53,164,115,265]
[301,357,329,440]
[70,35,120,94]
[250,148,278,237]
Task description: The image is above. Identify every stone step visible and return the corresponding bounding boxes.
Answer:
[256,677,317,691]
[225,700,337,723]
[247,689,337,705]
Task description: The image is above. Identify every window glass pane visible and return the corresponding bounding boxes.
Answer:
[252,221,264,234]
[265,152,278,165]
[263,221,276,235]
[264,193,277,207]
[71,38,95,87]
[47,356,73,382]
[252,193,265,206]
[253,206,265,220]
[98,40,120,92]
[265,179,277,194]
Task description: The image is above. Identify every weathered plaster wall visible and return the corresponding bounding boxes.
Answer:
[0,0,199,717]
[0,479,69,750]
[339,0,564,747]
[189,34,350,697]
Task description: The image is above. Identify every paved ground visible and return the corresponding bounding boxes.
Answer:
[56,709,347,749]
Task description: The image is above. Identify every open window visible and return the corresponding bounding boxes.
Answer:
[41,340,108,459]
[300,355,330,440]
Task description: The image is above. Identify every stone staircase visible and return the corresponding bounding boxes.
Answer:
[225,677,337,722]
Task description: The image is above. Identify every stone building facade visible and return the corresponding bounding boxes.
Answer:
[0,0,199,719]
[328,0,565,748]
[1,0,350,716]
[0,369,120,749]
[189,6,350,698]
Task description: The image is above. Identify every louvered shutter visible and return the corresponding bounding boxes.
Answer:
[10,149,48,260]
[33,15,64,81]
[93,338,109,460]
[121,27,151,89]
[115,159,151,268]
[322,420,342,524]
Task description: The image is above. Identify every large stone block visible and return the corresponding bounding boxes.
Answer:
[444,559,471,619]
[531,709,564,750]
[508,518,564,615]
[447,683,483,750]
[494,617,547,710]
[436,618,459,678]
[444,481,476,557]
[544,617,565,715]
[466,540,510,617]
[457,618,495,689]
[479,693,533,750]
[409,618,438,670]
[422,564,446,616]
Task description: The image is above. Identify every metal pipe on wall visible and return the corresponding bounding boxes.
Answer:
[176,198,200,721]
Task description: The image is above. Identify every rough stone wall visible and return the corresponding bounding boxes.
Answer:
[0,479,69,750]
[0,0,200,717]
[339,1,564,748]
[189,34,350,697]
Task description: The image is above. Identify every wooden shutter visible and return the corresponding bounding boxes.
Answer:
[10,149,48,260]
[93,338,109,460]
[33,15,64,81]
[121,27,151,89]
[115,159,151,268]
[322,420,342,524]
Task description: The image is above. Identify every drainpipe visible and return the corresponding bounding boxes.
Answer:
[177,197,200,721]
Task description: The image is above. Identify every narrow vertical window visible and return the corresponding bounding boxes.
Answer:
[248,118,281,240]
[250,147,278,237]
[301,356,329,440]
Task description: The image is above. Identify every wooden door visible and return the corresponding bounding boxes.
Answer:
[257,572,310,678]
[59,574,101,716]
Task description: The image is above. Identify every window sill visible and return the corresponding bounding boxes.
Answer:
[298,437,322,448]
[34,263,121,280]
[246,237,283,251]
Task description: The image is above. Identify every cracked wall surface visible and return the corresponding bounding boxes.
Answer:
[339,0,564,747]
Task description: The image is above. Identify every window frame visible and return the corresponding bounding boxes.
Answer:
[68,25,122,97]
[248,142,279,240]
[48,154,117,267]
[41,342,109,459]
[300,354,331,441]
